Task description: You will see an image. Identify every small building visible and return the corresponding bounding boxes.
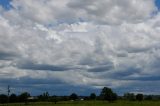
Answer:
[27,96,38,102]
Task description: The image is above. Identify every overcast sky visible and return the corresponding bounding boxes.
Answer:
[0,0,160,96]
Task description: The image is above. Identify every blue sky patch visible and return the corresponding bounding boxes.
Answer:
[0,0,12,10]
[155,0,160,10]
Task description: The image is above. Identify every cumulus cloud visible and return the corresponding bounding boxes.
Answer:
[0,0,160,95]
[68,0,157,24]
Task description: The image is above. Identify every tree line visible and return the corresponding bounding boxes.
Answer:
[0,87,160,104]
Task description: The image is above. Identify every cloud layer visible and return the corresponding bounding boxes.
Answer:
[0,0,160,95]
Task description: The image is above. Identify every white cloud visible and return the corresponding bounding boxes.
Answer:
[0,0,160,94]
[68,0,157,24]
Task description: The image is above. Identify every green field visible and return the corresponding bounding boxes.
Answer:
[1,101,160,106]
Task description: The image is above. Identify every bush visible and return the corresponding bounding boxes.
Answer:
[100,87,118,102]
[136,94,143,101]
[90,93,96,100]
[70,93,78,100]
[124,93,136,101]
[10,94,17,103]
[0,94,8,103]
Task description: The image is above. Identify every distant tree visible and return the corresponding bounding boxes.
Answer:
[112,93,118,101]
[84,96,90,100]
[51,95,58,104]
[60,96,69,101]
[43,92,49,97]
[124,93,135,101]
[145,95,152,100]
[18,92,30,103]
[9,93,17,103]
[38,92,49,101]
[43,92,49,101]
[100,87,112,100]
[90,93,96,100]
[37,94,43,101]
[100,87,117,102]
[0,94,8,103]
[136,94,143,101]
[70,93,78,100]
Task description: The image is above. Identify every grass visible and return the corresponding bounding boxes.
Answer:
[0,100,160,106]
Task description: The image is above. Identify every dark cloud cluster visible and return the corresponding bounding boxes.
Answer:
[0,51,17,60]
[16,61,70,71]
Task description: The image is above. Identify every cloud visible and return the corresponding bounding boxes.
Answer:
[87,64,114,72]
[68,0,157,24]
[3,0,157,25]
[0,0,160,95]
[0,51,17,60]
[15,60,72,71]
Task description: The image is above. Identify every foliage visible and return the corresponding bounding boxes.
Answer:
[100,87,118,102]
[144,95,152,100]
[124,93,136,101]
[90,93,96,100]
[38,92,49,101]
[18,92,30,103]
[10,93,17,103]
[49,95,58,104]
[0,100,160,106]
[136,94,143,101]
[69,93,78,100]
[0,94,8,103]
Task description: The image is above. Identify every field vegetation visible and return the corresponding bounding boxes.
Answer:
[0,87,159,106]
[0,100,160,106]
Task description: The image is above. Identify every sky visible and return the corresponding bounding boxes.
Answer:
[0,0,160,96]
